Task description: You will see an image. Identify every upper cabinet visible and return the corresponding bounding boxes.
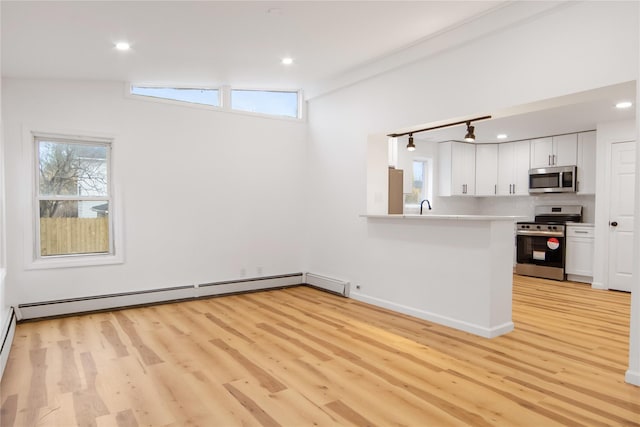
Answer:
[475,144,498,196]
[576,131,596,194]
[497,140,530,196]
[530,134,577,168]
[439,141,475,196]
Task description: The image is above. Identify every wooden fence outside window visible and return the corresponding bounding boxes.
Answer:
[40,217,109,256]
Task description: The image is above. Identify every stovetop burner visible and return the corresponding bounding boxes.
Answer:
[516,205,583,226]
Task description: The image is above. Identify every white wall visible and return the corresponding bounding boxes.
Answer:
[2,79,307,305]
[306,1,638,329]
[627,3,640,386]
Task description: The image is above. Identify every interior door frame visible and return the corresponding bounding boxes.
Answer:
[591,120,636,290]
[606,141,636,291]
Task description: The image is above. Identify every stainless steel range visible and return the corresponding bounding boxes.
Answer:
[515,205,583,281]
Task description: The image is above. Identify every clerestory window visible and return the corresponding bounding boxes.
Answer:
[130,86,220,107]
[230,89,299,118]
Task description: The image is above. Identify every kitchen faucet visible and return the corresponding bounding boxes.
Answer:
[420,199,432,215]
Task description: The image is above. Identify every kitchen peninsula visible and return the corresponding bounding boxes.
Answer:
[360,214,522,338]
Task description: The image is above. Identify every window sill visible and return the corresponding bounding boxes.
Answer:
[26,254,124,270]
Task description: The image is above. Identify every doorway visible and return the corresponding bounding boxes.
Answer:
[608,140,636,292]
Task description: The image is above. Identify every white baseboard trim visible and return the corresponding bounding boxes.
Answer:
[591,281,607,290]
[350,292,514,338]
[18,273,304,320]
[566,274,593,284]
[0,308,17,380]
[625,369,640,387]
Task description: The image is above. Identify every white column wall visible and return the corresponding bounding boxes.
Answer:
[627,2,640,387]
[306,2,638,337]
[2,79,307,305]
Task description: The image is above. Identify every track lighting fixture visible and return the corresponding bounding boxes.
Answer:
[388,115,491,150]
[464,122,475,142]
[406,134,416,151]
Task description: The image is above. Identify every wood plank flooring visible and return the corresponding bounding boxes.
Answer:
[1,275,639,426]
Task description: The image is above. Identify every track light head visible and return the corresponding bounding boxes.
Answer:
[407,134,416,151]
[464,122,475,142]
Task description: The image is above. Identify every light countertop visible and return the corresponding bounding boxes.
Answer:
[362,214,525,221]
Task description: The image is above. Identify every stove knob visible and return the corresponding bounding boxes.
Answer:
[536,225,541,229]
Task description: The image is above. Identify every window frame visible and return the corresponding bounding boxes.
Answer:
[126,83,305,121]
[405,157,434,209]
[128,84,222,109]
[25,129,123,270]
[229,88,302,119]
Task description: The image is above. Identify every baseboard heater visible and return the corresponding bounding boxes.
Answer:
[304,273,350,297]
[0,308,17,378]
[17,273,304,321]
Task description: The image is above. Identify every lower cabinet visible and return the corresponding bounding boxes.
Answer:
[565,225,594,283]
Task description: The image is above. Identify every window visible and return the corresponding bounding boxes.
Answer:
[130,86,220,107]
[35,136,113,258]
[231,89,299,118]
[405,158,433,206]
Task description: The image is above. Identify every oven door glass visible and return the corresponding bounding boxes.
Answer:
[516,234,564,268]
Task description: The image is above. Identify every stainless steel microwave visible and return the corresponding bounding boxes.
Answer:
[528,165,577,193]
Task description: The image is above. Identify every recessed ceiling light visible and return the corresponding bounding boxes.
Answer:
[281,57,293,65]
[115,42,130,51]
[497,134,508,140]
[616,101,633,109]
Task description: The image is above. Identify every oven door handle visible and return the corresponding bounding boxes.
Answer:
[516,230,564,237]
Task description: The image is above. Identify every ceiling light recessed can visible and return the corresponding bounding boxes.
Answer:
[115,42,130,51]
[497,134,508,140]
[281,57,293,65]
[616,101,633,109]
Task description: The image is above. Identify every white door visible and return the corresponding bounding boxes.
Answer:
[608,141,636,292]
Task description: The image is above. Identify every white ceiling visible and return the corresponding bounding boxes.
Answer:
[408,81,637,144]
[1,1,504,92]
[1,1,636,142]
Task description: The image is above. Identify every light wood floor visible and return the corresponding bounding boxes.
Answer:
[1,275,639,426]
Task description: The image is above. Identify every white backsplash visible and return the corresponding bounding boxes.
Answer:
[477,193,596,223]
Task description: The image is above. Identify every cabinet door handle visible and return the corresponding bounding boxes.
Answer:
[610,221,618,227]
[574,230,589,234]
[494,184,497,195]
[512,184,516,194]
[576,181,579,192]
[553,154,557,165]
[548,154,552,165]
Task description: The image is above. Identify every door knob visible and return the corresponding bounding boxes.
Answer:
[610,221,618,227]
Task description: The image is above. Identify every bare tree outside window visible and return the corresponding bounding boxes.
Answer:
[36,138,112,256]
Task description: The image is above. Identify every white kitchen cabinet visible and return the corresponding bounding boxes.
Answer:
[576,131,596,194]
[530,134,577,168]
[565,224,594,283]
[475,144,498,196]
[497,140,530,195]
[439,141,475,196]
